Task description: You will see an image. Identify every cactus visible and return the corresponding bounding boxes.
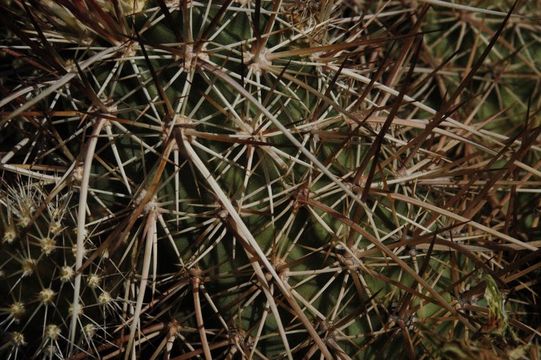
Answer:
[1,1,540,359]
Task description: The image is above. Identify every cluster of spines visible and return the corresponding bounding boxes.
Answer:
[0,0,540,359]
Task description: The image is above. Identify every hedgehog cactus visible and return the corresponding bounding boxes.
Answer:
[1,1,540,359]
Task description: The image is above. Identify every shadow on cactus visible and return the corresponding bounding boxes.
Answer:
[1,0,540,359]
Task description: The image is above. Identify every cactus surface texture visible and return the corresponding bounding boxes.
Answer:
[1,1,541,359]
